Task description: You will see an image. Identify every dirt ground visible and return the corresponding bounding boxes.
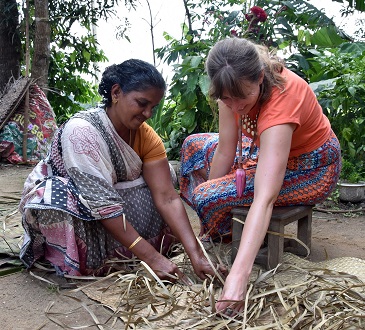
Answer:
[0,163,364,329]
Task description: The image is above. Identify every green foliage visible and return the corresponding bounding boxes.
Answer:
[17,1,137,124]
[308,43,365,181]
[154,0,348,158]
[347,0,365,11]
[47,36,106,122]
[271,0,351,76]
[45,1,119,123]
[147,98,186,160]
[47,283,60,293]
[340,158,365,183]
[326,187,340,204]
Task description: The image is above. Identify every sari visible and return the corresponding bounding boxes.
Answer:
[19,108,172,276]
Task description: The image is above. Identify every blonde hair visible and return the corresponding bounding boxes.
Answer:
[206,37,286,105]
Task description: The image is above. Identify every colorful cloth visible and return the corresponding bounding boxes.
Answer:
[19,108,173,276]
[180,131,341,241]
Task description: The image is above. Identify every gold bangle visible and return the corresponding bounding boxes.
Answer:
[128,236,142,250]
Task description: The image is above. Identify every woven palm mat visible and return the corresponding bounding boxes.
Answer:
[0,76,33,131]
[0,197,23,258]
[0,198,23,273]
[74,243,365,329]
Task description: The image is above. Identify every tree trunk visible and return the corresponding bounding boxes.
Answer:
[31,0,50,94]
[0,0,21,93]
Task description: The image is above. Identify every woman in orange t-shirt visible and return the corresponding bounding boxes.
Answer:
[180,38,341,315]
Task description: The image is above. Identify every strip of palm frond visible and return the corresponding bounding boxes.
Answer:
[0,196,21,204]
[234,215,311,257]
[0,265,24,275]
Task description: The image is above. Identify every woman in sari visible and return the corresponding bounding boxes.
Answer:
[180,38,341,315]
[20,59,218,282]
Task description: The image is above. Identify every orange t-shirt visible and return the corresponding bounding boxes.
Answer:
[133,122,167,162]
[256,68,331,157]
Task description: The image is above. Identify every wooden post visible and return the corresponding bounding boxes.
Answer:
[22,0,30,163]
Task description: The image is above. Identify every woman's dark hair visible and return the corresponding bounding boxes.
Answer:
[98,59,166,107]
[205,37,286,106]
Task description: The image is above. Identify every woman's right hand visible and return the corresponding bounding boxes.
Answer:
[145,252,192,285]
[215,271,248,316]
[189,249,227,280]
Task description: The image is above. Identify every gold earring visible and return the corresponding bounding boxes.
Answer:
[112,98,118,104]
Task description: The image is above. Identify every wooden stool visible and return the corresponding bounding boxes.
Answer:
[231,206,313,270]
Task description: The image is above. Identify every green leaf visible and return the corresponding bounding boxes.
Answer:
[339,42,365,56]
[311,26,344,47]
[309,78,337,93]
[189,56,202,68]
[187,122,197,134]
[0,266,24,277]
[162,31,173,41]
[296,54,310,71]
[82,49,91,61]
[70,52,76,63]
[349,0,365,11]
[181,91,197,109]
[198,75,211,96]
[181,110,196,129]
[342,127,352,142]
[348,86,356,96]
[187,74,199,92]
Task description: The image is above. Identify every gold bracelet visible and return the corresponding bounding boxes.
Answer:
[128,236,142,250]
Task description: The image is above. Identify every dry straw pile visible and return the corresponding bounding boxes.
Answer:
[44,242,365,329]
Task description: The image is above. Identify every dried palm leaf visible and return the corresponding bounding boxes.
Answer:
[41,240,365,329]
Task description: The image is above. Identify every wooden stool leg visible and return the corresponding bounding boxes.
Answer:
[267,220,285,269]
[231,216,244,264]
[231,206,313,270]
[296,213,312,255]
